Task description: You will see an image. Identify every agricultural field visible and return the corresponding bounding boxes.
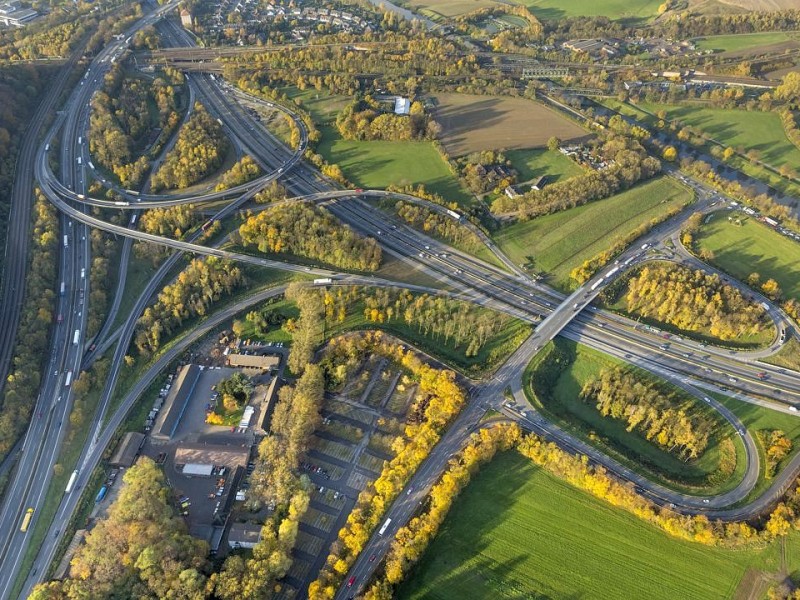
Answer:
[524,0,662,21]
[637,101,800,172]
[693,31,800,54]
[695,212,800,301]
[398,451,790,600]
[432,93,588,157]
[505,147,584,185]
[526,339,745,492]
[494,176,692,290]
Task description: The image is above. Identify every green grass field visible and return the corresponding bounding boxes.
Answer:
[525,0,662,20]
[398,452,789,600]
[505,147,583,185]
[695,212,800,301]
[494,176,692,290]
[526,339,744,492]
[693,31,800,53]
[285,87,473,207]
[317,125,474,206]
[638,101,800,171]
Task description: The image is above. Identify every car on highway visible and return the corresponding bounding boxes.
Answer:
[347,576,356,587]
[369,554,376,562]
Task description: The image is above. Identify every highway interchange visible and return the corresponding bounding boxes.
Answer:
[0,2,799,597]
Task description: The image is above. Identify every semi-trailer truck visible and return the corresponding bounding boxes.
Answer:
[65,470,79,494]
[313,278,333,285]
[73,329,80,345]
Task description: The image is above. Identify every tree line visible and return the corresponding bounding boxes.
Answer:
[151,103,229,192]
[134,256,245,356]
[85,228,116,338]
[309,331,466,599]
[362,424,522,599]
[237,202,382,271]
[581,367,716,461]
[281,284,521,376]
[0,63,48,262]
[357,286,515,357]
[491,126,661,217]
[221,33,482,98]
[0,190,58,461]
[680,159,799,231]
[621,263,768,342]
[251,365,324,507]
[336,97,439,141]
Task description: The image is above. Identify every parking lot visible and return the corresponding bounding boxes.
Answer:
[279,356,417,596]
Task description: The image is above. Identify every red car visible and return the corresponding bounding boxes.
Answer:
[369,554,376,562]
[347,577,355,587]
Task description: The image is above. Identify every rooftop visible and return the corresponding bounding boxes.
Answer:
[109,432,145,468]
[151,364,202,441]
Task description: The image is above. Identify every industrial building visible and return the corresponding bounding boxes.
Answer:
[109,432,146,468]
[0,0,37,27]
[226,353,280,373]
[174,442,250,474]
[151,364,202,442]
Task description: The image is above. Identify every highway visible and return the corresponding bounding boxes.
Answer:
[1,5,799,598]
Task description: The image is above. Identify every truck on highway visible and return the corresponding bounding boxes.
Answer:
[114,201,130,207]
[590,279,603,291]
[761,302,770,311]
[65,371,72,387]
[201,219,215,232]
[446,208,462,220]
[60,281,65,296]
[65,470,79,494]
[95,486,108,503]
[80,267,85,279]
[313,278,333,285]
[378,517,392,536]
[63,235,69,249]
[73,329,80,345]
[20,508,34,533]
[77,157,81,165]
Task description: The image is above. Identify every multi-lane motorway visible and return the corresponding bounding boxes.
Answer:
[0,3,798,598]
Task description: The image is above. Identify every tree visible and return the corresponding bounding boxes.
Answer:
[662,145,678,162]
[32,459,208,597]
[547,136,561,151]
